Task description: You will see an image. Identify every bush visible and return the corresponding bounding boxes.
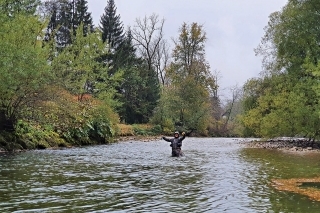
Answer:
[117,124,134,136]
[15,120,67,149]
[132,124,163,136]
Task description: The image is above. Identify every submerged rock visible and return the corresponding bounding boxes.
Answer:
[272,177,320,202]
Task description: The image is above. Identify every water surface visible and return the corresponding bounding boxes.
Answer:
[1,138,320,212]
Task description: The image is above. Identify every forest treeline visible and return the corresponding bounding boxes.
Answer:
[0,0,318,151]
[241,0,320,141]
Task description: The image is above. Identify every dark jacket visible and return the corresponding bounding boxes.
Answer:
[162,134,186,156]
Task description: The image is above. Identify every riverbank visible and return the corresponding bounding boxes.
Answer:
[4,136,320,153]
[115,135,161,142]
[0,135,161,153]
[241,137,320,152]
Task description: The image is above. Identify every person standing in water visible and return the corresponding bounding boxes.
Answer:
[162,131,186,157]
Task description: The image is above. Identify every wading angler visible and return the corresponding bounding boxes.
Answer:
[162,131,186,157]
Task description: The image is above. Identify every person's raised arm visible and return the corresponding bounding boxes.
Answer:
[162,136,172,142]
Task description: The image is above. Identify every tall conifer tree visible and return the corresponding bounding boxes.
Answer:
[72,0,93,36]
[1,0,40,16]
[116,28,136,68]
[99,0,124,48]
[99,0,125,72]
[44,0,93,49]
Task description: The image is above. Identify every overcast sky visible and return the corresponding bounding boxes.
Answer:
[87,0,288,99]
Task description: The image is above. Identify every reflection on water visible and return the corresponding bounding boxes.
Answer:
[1,138,320,212]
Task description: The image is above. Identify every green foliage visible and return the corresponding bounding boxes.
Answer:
[241,0,320,139]
[0,13,51,126]
[132,125,149,136]
[256,0,320,75]
[51,24,120,106]
[0,131,23,152]
[0,0,40,17]
[118,66,143,123]
[44,0,73,48]
[153,22,215,135]
[117,60,160,124]
[98,0,125,76]
[131,124,161,136]
[89,104,119,142]
[13,120,67,150]
[73,0,93,36]
[34,87,119,145]
[131,14,162,124]
[43,0,93,49]
[100,0,124,47]
[240,74,320,139]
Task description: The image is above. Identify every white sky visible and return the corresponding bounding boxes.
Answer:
[87,0,288,99]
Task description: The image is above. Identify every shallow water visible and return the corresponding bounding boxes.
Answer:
[1,138,320,212]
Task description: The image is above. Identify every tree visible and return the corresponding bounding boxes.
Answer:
[0,13,51,130]
[115,28,137,68]
[132,13,164,75]
[51,23,121,107]
[120,58,160,124]
[72,0,93,36]
[153,22,216,134]
[217,85,242,136]
[115,28,143,123]
[0,0,40,16]
[129,13,166,123]
[43,0,93,49]
[172,23,206,73]
[155,39,171,86]
[241,0,320,139]
[240,75,316,138]
[256,0,320,76]
[207,70,228,136]
[99,0,124,72]
[56,0,73,48]
[100,0,124,48]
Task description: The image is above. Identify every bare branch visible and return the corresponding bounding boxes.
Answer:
[132,13,165,72]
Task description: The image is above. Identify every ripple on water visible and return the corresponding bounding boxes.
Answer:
[2,138,320,212]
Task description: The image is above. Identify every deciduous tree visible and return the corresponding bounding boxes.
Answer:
[154,22,216,134]
[0,14,51,130]
[241,0,320,139]
[51,23,121,108]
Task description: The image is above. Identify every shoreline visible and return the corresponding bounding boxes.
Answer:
[3,136,320,153]
[0,135,162,153]
[241,138,320,152]
[115,135,161,142]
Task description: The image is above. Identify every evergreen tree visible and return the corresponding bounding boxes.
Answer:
[72,0,93,36]
[44,0,93,50]
[44,0,72,49]
[1,0,40,16]
[115,28,142,123]
[43,1,58,42]
[99,0,124,48]
[114,28,161,124]
[130,14,165,124]
[56,0,73,48]
[99,0,125,73]
[116,28,136,68]
[120,60,160,124]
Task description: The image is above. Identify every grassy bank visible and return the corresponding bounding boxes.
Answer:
[0,123,165,152]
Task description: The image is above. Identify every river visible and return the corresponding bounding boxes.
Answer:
[1,138,320,212]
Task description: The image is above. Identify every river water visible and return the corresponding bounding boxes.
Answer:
[1,138,320,212]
